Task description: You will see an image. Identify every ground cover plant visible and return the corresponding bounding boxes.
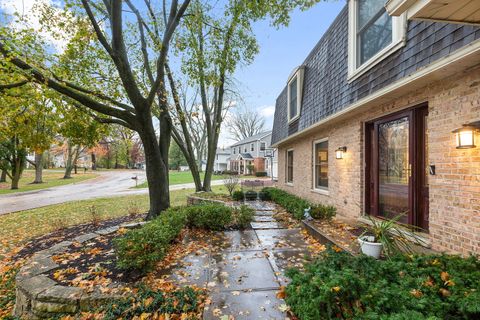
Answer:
[286,246,480,319]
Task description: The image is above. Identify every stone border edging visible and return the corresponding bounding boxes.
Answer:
[186,194,228,206]
[301,220,357,256]
[14,222,145,319]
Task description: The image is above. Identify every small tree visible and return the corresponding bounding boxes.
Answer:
[223,174,239,196]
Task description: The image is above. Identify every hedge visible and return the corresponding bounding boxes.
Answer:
[286,247,480,319]
[115,203,254,271]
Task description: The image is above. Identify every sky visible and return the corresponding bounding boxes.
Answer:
[0,0,346,146]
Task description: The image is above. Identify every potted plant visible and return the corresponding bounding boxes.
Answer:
[358,214,421,259]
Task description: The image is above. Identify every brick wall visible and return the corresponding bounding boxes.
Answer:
[277,66,480,256]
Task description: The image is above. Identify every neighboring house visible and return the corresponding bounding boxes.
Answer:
[271,1,480,255]
[229,131,278,178]
[214,148,231,173]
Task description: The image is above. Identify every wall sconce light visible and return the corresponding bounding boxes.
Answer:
[336,146,347,159]
[452,121,480,149]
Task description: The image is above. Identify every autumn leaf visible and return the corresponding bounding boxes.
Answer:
[439,288,451,297]
[278,304,289,312]
[410,289,423,298]
[276,286,286,299]
[331,286,341,293]
[440,271,449,282]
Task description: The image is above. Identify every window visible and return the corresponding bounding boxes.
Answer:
[348,0,406,80]
[314,140,328,189]
[251,143,254,151]
[233,148,236,154]
[260,142,266,151]
[286,149,294,183]
[244,146,247,153]
[287,67,304,122]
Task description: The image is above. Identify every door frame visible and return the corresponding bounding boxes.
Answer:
[364,103,429,230]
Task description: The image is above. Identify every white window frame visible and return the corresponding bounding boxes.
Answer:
[287,66,305,123]
[251,143,254,151]
[312,138,330,194]
[348,0,407,82]
[286,148,294,185]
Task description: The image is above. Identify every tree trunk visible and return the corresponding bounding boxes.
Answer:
[0,169,6,182]
[64,144,74,179]
[33,152,43,184]
[140,127,170,220]
[91,152,96,170]
[10,155,24,190]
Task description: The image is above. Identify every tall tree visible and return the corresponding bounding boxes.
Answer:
[170,0,320,191]
[0,0,191,218]
[227,106,266,141]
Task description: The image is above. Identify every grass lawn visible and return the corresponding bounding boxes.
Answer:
[135,171,224,188]
[0,185,229,256]
[0,169,98,195]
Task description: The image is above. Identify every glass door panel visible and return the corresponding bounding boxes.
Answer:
[378,117,410,223]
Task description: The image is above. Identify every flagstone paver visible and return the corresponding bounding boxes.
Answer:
[152,201,315,319]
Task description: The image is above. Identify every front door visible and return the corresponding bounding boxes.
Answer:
[365,105,429,231]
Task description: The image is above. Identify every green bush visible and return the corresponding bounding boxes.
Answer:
[286,247,480,320]
[232,190,244,201]
[262,187,311,220]
[234,205,255,229]
[185,203,233,231]
[258,191,269,201]
[310,204,337,220]
[244,190,258,201]
[255,171,268,177]
[102,285,203,320]
[114,207,186,272]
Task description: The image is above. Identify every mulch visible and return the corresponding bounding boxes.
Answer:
[13,213,146,261]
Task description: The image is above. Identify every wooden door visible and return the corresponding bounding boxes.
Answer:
[365,105,429,231]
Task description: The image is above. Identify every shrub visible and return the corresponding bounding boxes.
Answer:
[286,247,480,320]
[310,204,337,220]
[232,190,244,201]
[262,187,311,220]
[255,171,268,177]
[234,205,255,229]
[223,174,239,196]
[114,207,186,272]
[258,191,269,201]
[185,203,233,231]
[244,190,258,201]
[102,285,203,320]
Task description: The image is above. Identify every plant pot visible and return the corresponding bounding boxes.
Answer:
[358,236,383,259]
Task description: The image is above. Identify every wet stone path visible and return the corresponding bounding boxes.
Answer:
[159,201,313,319]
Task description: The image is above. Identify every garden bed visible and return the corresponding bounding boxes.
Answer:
[302,218,363,255]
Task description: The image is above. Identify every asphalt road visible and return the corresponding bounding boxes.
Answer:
[0,170,149,215]
[0,170,227,215]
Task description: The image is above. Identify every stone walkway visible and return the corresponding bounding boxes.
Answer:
[159,201,313,320]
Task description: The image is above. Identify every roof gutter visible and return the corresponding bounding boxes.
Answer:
[271,39,480,148]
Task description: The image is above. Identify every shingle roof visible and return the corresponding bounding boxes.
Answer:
[272,5,480,145]
[230,131,272,147]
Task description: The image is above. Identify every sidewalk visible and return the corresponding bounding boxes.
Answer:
[158,201,314,319]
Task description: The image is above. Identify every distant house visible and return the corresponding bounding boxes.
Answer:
[228,131,278,178]
[271,1,480,255]
[214,148,230,173]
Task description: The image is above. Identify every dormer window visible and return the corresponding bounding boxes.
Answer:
[287,66,304,123]
[348,0,406,81]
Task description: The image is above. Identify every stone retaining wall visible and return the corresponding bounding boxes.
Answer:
[186,194,229,206]
[14,222,144,319]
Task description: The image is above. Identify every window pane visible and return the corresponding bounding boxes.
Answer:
[358,10,392,65]
[289,77,297,119]
[358,0,385,29]
[287,150,294,182]
[315,141,328,188]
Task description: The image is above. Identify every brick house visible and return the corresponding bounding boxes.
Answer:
[271,0,480,255]
[229,131,278,178]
